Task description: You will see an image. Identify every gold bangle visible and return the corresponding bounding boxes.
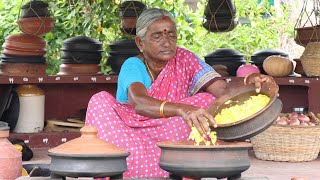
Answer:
[160,101,168,118]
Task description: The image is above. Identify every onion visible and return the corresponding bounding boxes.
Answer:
[275,119,288,126]
[236,64,260,77]
[298,114,310,122]
[289,112,299,118]
[289,119,300,126]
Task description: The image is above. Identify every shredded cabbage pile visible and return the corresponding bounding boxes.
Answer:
[215,94,270,125]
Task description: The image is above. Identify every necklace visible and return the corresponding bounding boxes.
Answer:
[145,60,155,82]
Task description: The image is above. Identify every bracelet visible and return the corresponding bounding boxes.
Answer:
[160,101,168,118]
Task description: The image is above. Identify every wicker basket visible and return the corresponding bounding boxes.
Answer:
[250,125,320,162]
[300,42,320,76]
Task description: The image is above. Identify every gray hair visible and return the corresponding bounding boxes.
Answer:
[136,8,176,39]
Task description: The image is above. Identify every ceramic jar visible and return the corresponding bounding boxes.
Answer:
[14,85,45,133]
[0,121,22,180]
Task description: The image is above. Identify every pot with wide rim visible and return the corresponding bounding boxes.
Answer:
[61,50,102,64]
[62,36,102,52]
[207,73,282,141]
[48,126,130,178]
[157,140,252,179]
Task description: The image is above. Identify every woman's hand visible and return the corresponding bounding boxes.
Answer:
[244,73,274,93]
[181,106,217,136]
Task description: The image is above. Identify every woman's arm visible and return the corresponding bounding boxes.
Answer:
[128,82,216,135]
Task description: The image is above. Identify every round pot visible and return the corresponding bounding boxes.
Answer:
[120,16,137,35]
[3,48,46,57]
[207,75,282,141]
[18,17,54,35]
[157,141,252,179]
[4,33,46,49]
[205,58,246,76]
[294,25,320,47]
[21,0,50,18]
[204,0,236,18]
[203,17,238,32]
[1,55,46,64]
[62,36,102,52]
[48,126,130,178]
[0,121,22,180]
[118,1,146,17]
[61,50,102,64]
[205,48,244,58]
[109,39,138,50]
[57,64,101,75]
[107,53,138,74]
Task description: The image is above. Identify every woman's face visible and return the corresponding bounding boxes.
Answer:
[139,16,177,63]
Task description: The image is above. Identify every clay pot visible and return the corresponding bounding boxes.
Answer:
[203,17,238,32]
[294,25,320,47]
[0,62,47,76]
[18,17,54,35]
[1,55,46,64]
[48,126,130,178]
[3,48,46,57]
[120,16,137,35]
[204,0,236,18]
[21,0,51,18]
[0,121,22,180]
[157,140,252,179]
[4,33,46,50]
[118,1,146,17]
[62,36,102,52]
[57,64,101,75]
[61,50,102,64]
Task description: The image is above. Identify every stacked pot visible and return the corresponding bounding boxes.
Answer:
[250,49,289,74]
[118,1,146,35]
[0,0,54,76]
[58,36,103,75]
[107,39,140,74]
[203,0,237,32]
[204,48,246,76]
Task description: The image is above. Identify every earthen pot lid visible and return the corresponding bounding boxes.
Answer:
[5,33,45,45]
[48,126,129,156]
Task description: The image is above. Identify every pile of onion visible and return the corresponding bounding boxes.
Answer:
[275,112,320,126]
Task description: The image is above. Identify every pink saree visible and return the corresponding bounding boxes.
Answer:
[85,48,220,178]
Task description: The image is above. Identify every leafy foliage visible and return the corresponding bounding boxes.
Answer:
[0,0,294,74]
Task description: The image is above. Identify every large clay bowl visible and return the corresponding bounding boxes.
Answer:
[18,17,54,35]
[207,75,282,141]
[4,33,46,50]
[157,140,252,179]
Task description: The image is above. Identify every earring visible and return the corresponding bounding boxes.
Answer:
[140,49,143,53]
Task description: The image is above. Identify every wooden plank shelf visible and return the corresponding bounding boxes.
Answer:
[0,74,118,84]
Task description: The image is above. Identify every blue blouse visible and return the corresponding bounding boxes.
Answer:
[116,57,152,103]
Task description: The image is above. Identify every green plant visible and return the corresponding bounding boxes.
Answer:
[0,0,294,74]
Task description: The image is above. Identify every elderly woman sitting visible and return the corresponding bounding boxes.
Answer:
[85,8,271,178]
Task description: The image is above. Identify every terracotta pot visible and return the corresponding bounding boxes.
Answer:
[0,121,22,180]
[294,25,320,47]
[157,140,252,179]
[4,33,46,49]
[3,48,46,57]
[48,126,130,178]
[57,64,101,75]
[18,17,54,35]
[0,62,47,76]
[120,16,137,35]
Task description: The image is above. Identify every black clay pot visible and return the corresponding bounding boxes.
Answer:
[1,55,46,64]
[107,53,138,74]
[250,49,289,74]
[203,17,238,32]
[0,87,19,132]
[61,50,102,64]
[205,48,245,76]
[62,36,102,52]
[118,1,146,17]
[204,0,236,18]
[109,39,138,51]
[21,0,50,18]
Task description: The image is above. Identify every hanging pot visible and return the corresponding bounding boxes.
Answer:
[294,25,320,47]
[120,16,137,35]
[204,0,236,18]
[203,17,238,32]
[18,17,54,36]
[48,126,130,178]
[21,0,51,18]
[118,1,146,17]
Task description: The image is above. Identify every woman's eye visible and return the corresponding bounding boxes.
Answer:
[153,34,162,40]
